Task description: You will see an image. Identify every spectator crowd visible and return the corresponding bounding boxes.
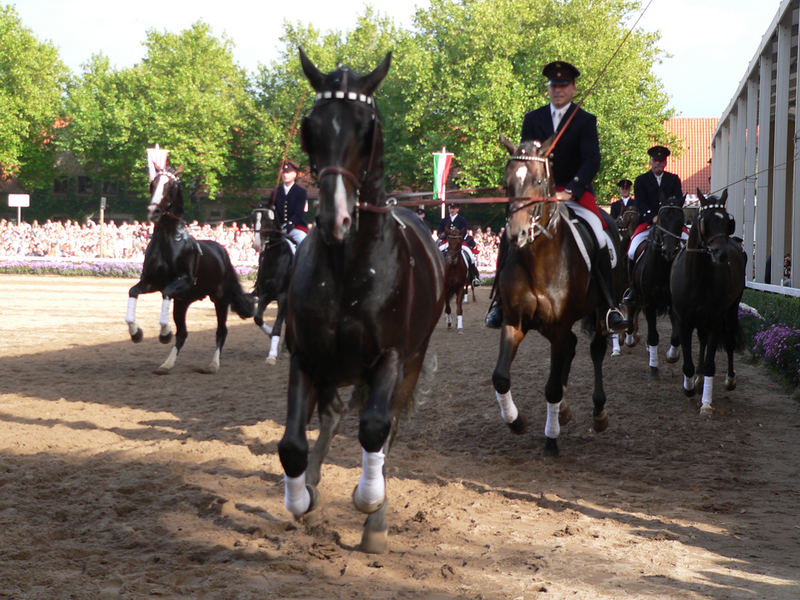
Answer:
[0,218,503,273]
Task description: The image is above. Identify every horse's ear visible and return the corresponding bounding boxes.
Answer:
[719,188,728,206]
[697,188,707,205]
[361,52,392,95]
[499,133,516,155]
[299,47,325,91]
[728,215,736,235]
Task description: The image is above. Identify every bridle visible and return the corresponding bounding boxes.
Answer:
[149,169,183,222]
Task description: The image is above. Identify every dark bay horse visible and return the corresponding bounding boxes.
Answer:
[492,135,624,457]
[626,192,685,378]
[277,49,445,553]
[443,225,469,332]
[671,189,746,415]
[252,204,295,364]
[125,166,253,374]
[613,203,641,351]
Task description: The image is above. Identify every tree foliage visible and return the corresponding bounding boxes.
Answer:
[0,5,69,188]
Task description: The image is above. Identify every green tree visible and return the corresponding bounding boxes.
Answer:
[0,5,69,188]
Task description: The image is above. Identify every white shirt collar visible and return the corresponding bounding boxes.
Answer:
[283,182,294,194]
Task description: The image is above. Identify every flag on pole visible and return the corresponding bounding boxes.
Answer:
[147,143,170,182]
[433,147,453,219]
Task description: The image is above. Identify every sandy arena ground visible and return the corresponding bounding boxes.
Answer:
[0,274,799,599]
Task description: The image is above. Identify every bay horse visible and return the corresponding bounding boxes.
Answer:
[670,189,746,415]
[626,192,685,378]
[492,135,624,457]
[252,203,295,364]
[125,166,253,374]
[277,49,445,553]
[443,225,469,332]
[612,203,641,352]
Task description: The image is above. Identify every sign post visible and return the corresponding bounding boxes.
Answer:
[8,194,30,225]
[99,196,107,257]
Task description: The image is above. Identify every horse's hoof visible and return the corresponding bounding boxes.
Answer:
[360,528,388,554]
[558,402,572,426]
[649,366,659,380]
[593,410,609,433]
[198,363,219,374]
[725,374,737,391]
[306,484,319,513]
[266,355,277,365]
[541,437,559,458]
[699,403,713,416]
[683,385,696,397]
[130,328,143,343]
[158,332,173,344]
[352,485,385,515]
[153,366,170,375]
[666,347,680,363]
[457,328,464,335]
[611,348,621,357]
[507,415,526,435]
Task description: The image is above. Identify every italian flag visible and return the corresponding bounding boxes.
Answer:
[433,147,453,218]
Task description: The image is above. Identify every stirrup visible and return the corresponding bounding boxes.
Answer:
[605,308,628,334]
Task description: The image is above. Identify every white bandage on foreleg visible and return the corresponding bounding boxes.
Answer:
[495,390,518,424]
[457,315,463,329]
[545,401,561,438]
[612,334,621,352]
[701,376,713,406]
[649,345,659,368]
[125,297,137,324]
[159,298,171,327]
[356,448,385,507]
[284,472,311,516]
[269,335,280,357]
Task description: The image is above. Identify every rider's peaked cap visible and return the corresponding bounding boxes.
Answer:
[282,160,300,172]
[542,61,580,85]
[448,202,460,208]
[617,179,633,189]
[647,145,670,161]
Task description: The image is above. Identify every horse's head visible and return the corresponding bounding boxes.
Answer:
[252,202,278,253]
[500,134,555,246]
[148,166,184,223]
[446,225,463,258]
[299,47,391,244]
[618,205,639,239]
[654,192,685,262]
[695,188,734,264]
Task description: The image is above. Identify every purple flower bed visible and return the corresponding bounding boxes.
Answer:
[752,323,800,384]
[0,258,257,280]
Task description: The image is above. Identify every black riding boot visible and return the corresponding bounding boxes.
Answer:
[622,256,636,305]
[469,262,481,287]
[485,237,507,329]
[594,246,629,334]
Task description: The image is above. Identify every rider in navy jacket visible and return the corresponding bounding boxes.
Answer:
[633,146,683,227]
[273,160,308,246]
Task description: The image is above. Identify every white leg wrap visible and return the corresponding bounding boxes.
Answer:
[611,334,621,352]
[355,449,385,508]
[284,472,311,516]
[125,297,137,324]
[544,401,561,438]
[159,298,171,327]
[495,390,518,424]
[701,376,713,407]
[260,322,272,336]
[648,345,659,368]
[269,335,280,358]
[683,374,694,392]
[457,315,463,329]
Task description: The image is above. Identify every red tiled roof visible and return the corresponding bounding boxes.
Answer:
[663,118,718,195]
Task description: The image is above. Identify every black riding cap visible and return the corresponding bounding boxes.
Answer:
[647,146,670,161]
[542,61,580,85]
[282,160,300,172]
[618,179,633,189]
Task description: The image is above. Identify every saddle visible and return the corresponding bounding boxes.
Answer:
[561,201,618,271]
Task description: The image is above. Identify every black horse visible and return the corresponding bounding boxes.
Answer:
[277,49,445,553]
[125,166,253,374]
[491,135,625,457]
[252,203,295,364]
[443,225,469,332]
[671,189,746,415]
[626,192,685,378]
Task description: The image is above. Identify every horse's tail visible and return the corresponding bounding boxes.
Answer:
[225,266,255,319]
